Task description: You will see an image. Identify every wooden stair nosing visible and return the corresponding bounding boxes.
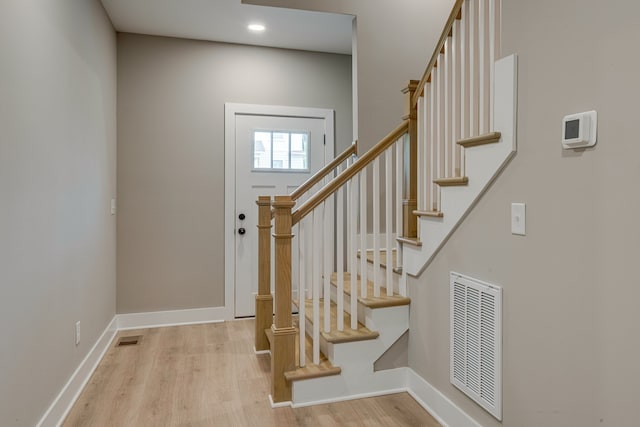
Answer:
[329,272,411,309]
[413,209,444,218]
[433,176,468,186]
[284,324,342,382]
[396,236,423,247]
[295,299,379,344]
[457,131,502,148]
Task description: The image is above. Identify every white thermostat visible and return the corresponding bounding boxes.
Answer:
[562,110,597,149]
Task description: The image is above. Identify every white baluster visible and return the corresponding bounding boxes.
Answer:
[372,157,381,298]
[298,219,305,367]
[489,0,500,132]
[323,200,330,334]
[461,0,470,176]
[417,95,425,211]
[312,208,320,365]
[349,172,358,330]
[444,37,452,178]
[453,15,462,177]
[479,0,490,134]
[418,93,431,211]
[429,74,437,211]
[395,140,404,268]
[336,168,344,331]
[471,0,480,137]
[359,167,368,298]
[437,54,445,210]
[385,148,394,296]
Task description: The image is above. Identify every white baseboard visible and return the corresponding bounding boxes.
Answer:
[268,395,292,408]
[406,368,481,427]
[116,306,227,330]
[36,316,118,427]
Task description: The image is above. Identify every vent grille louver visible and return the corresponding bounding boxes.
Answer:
[450,273,502,420]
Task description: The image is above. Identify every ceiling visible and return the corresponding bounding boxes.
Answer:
[100,0,354,55]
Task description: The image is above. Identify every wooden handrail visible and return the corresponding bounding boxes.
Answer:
[292,121,409,225]
[412,0,464,108]
[290,141,358,201]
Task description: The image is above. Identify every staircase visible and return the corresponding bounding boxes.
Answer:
[255,0,517,407]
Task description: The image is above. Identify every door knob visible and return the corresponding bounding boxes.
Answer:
[238,227,246,235]
[238,213,246,220]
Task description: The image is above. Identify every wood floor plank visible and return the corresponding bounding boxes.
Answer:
[62,319,440,427]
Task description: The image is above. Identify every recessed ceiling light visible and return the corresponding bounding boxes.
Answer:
[248,24,265,32]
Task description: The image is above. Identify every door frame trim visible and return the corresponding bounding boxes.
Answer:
[224,103,335,319]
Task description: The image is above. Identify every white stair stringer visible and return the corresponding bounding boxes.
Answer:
[292,305,409,406]
[404,54,518,277]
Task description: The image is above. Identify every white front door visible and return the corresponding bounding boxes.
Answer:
[226,105,334,318]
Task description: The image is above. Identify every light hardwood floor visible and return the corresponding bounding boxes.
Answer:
[63,319,441,426]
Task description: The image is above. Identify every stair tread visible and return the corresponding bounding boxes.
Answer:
[285,322,342,382]
[296,299,380,343]
[457,131,502,148]
[396,236,423,247]
[433,176,468,186]
[356,249,399,272]
[413,209,444,218]
[330,272,411,309]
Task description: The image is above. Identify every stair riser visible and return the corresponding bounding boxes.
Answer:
[357,262,400,291]
[328,284,367,323]
[300,304,409,367]
[302,314,331,359]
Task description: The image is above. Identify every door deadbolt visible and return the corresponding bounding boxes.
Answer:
[238,213,246,220]
[238,227,246,235]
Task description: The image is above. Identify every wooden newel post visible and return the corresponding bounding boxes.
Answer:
[401,80,419,238]
[270,195,296,403]
[255,196,273,352]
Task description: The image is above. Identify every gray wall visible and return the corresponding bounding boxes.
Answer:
[117,34,352,313]
[0,0,117,425]
[408,1,640,426]
[243,0,455,151]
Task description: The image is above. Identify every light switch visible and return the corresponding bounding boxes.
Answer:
[511,203,526,235]
[111,198,117,215]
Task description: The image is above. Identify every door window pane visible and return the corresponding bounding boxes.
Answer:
[253,130,309,171]
[253,131,272,169]
[272,132,290,169]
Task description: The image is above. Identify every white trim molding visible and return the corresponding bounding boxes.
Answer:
[36,317,118,427]
[406,368,482,427]
[224,103,335,320]
[117,306,227,330]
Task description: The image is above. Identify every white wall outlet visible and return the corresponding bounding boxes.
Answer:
[110,198,117,215]
[75,321,81,345]
[511,203,526,236]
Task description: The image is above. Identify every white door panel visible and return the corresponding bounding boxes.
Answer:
[234,113,329,317]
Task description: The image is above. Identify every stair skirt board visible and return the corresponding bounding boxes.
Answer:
[291,368,407,407]
[404,54,518,277]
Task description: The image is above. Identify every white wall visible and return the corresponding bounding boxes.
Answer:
[116,34,352,313]
[408,1,640,426]
[0,0,117,425]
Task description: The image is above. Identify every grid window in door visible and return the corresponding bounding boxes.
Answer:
[253,130,310,171]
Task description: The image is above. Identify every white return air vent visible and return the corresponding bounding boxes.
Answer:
[450,272,502,420]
